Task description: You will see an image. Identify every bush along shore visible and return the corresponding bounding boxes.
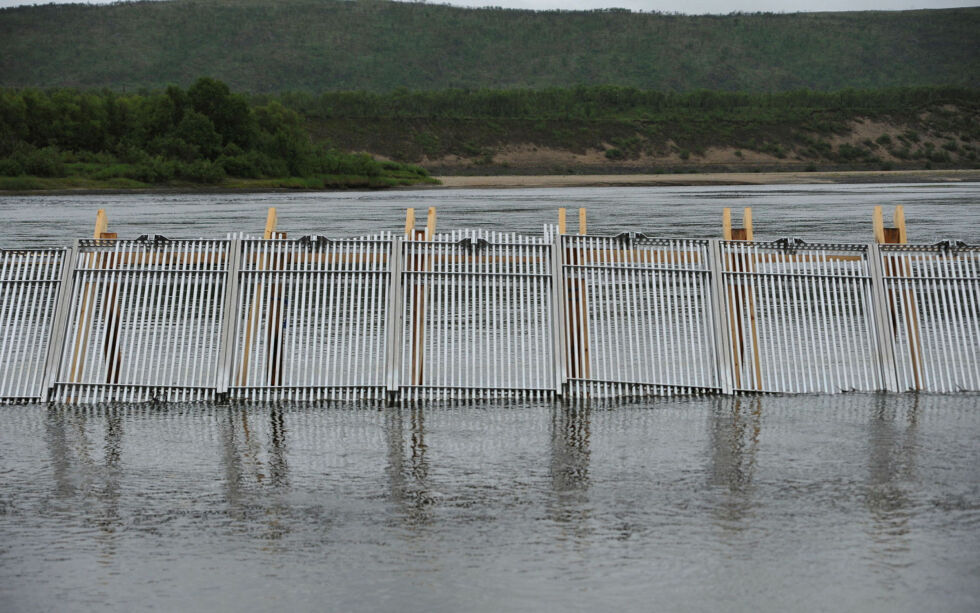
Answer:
[0,78,436,192]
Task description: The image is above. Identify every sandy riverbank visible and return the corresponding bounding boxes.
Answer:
[434,169,980,189]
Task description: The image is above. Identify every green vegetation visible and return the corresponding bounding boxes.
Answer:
[0,79,435,191]
[273,85,980,172]
[0,2,977,93]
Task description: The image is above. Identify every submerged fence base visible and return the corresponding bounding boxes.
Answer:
[1,220,977,405]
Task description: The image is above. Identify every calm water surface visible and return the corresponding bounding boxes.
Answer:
[0,182,978,247]
[1,184,979,611]
[1,396,979,612]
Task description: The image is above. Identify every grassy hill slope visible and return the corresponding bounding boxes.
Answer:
[287,87,980,174]
[1,1,978,93]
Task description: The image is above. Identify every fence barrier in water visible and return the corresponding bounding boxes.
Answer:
[0,205,977,404]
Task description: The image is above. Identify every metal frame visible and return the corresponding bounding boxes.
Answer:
[0,246,73,402]
[559,234,723,398]
[3,229,977,405]
[50,238,231,403]
[718,240,884,394]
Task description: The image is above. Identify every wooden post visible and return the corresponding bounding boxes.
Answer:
[876,205,922,389]
[425,206,437,241]
[69,209,116,389]
[872,206,886,244]
[561,208,590,383]
[263,207,278,240]
[239,207,277,387]
[404,208,416,239]
[408,208,435,386]
[724,207,761,390]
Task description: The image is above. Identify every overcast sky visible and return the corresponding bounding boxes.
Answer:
[0,0,977,13]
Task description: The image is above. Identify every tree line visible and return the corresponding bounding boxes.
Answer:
[0,78,430,186]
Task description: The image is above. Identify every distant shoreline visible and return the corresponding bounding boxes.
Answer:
[432,169,980,189]
[2,169,978,196]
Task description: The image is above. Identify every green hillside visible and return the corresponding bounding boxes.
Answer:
[284,86,980,173]
[1,1,978,93]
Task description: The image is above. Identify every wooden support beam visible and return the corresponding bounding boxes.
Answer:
[876,205,921,389]
[425,206,437,241]
[404,208,416,238]
[71,209,112,394]
[872,206,886,244]
[558,208,567,235]
[893,205,907,244]
[723,207,760,390]
[94,209,109,239]
[563,208,591,384]
[410,218,434,385]
[724,207,752,241]
[240,208,278,387]
[263,207,278,240]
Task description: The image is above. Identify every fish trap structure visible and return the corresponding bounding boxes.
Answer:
[1,205,977,405]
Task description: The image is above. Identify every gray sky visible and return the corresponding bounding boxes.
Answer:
[0,0,977,13]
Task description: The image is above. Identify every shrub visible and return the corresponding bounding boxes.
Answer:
[177,159,226,183]
[29,147,66,177]
[0,157,24,176]
[605,147,625,160]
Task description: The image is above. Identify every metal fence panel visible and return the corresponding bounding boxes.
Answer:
[0,249,69,401]
[720,241,883,393]
[879,244,980,392]
[561,235,720,398]
[400,231,554,401]
[51,239,229,403]
[229,237,393,401]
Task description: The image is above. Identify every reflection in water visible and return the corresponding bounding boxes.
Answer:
[219,407,291,541]
[549,406,591,539]
[384,407,433,526]
[708,397,761,527]
[866,394,918,572]
[16,396,980,611]
[44,407,124,563]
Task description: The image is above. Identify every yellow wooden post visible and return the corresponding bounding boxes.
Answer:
[425,206,437,241]
[872,206,886,244]
[558,208,567,235]
[876,205,921,389]
[70,210,117,390]
[410,207,436,385]
[404,208,416,239]
[724,207,761,390]
[239,207,277,386]
[893,205,907,244]
[577,208,589,379]
[263,207,278,240]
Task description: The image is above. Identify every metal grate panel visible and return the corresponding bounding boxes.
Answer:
[0,249,69,401]
[561,235,720,398]
[720,241,883,393]
[879,244,980,392]
[229,236,393,401]
[400,231,555,401]
[51,239,229,403]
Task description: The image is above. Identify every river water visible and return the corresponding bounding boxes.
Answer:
[1,183,979,612]
[0,182,978,247]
